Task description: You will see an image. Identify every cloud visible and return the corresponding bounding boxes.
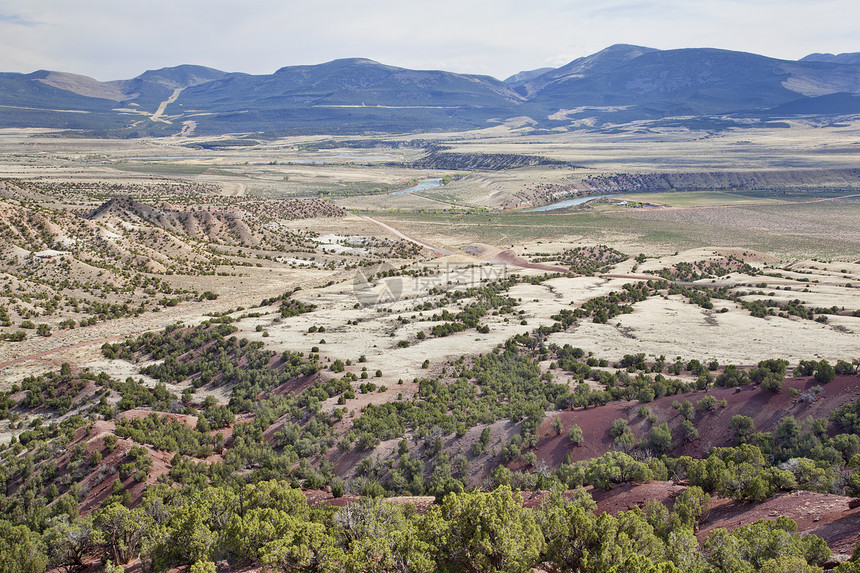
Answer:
[583,1,666,17]
[1,0,859,80]
[0,12,39,26]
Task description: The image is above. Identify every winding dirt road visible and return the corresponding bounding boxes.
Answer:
[361,216,453,256]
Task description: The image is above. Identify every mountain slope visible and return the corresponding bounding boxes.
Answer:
[767,92,860,115]
[516,44,658,98]
[0,64,230,132]
[526,47,860,118]
[169,58,524,134]
[0,70,121,112]
[504,67,556,90]
[111,64,229,111]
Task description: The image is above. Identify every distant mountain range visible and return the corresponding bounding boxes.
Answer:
[1,45,859,136]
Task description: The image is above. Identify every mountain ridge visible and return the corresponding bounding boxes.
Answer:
[2,45,859,135]
[801,52,860,65]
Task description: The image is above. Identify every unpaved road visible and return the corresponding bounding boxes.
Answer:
[361,216,453,256]
[150,88,183,123]
[220,182,246,197]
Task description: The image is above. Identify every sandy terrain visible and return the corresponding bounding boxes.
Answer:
[550,295,858,365]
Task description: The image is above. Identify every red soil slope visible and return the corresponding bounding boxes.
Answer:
[532,374,860,467]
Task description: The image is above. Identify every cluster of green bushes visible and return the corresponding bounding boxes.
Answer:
[107,377,176,412]
[796,358,849,382]
[545,405,860,501]
[279,298,316,318]
[654,257,761,282]
[198,395,235,430]
[0,330,26,342]
[17,365,89,414]
[425,277,519,336]
[668,284,715,309]
[1,479,848,573]
[103,320,320,413]
[115,413,217,457]
[347,347,561,450]
[740,296,826,321]
[675,437,860,502]
[831,396,860,434]
[530,244,627,275]
[80,299,147,322]
[95,316,364,485]
[553,281,665,326]
[102,319,238,362]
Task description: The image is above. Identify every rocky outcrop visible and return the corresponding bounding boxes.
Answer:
[578,168,860,193]
[409,151,567,171]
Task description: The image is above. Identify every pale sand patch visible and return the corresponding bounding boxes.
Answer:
[549,296,858,365]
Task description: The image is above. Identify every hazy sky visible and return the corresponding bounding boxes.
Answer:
[1,0,858,81]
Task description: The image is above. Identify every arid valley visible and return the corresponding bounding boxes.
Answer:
[2,93,860,572]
